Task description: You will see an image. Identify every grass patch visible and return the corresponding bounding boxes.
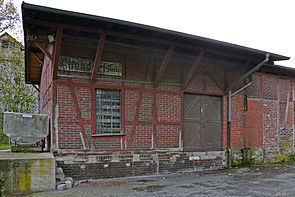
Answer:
[0,144,11,149]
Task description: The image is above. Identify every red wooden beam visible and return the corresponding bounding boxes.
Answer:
[31,52,44,66]
[182,51,204,89]
[42,81,52,100]
[154,45,174,87]
[26,18,262,62]
[52,26,63,80]
[91,32,106,83]
[68,79,90,150]
[33,42,53,61]
[128,91,143,147]
[128,60,150,148]
[225,61,250,94]
[55,78,183,95]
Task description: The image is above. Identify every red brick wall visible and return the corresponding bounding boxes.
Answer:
[46,43,294,162]
[228,73,295,162]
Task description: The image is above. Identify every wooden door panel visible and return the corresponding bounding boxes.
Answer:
[183,93,222,152]
[183,122,201,151]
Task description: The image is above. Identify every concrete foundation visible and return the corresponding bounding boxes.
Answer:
[0,151,55,194]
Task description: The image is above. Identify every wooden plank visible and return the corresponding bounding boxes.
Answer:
[182,51,204,89]
[91,32,106,82]
[68,78,89,150]
[52,26,63,80]
[33,42,53,61]
[154,45,174,87]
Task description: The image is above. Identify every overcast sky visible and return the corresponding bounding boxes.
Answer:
[14,0,295,67]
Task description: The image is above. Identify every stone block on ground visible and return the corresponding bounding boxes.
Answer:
[57,184,67,191]
[65,180,73,189]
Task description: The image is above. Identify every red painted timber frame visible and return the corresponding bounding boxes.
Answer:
[91,32,106,82]
[182,51,204,89]
[225,61,250,94]
[68,78,90,150]
[33,42,53,61]
[128,59,150,148]
[154,45,174,87]
[31,52,44,66]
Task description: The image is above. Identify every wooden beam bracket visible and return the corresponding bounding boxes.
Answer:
[154,45,175,87]
[31,52,44,66]
[33,42,53,61]
[182,51,204,89]
[91,32,106,83]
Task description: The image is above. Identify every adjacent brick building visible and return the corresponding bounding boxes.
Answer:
[22,3,294,180]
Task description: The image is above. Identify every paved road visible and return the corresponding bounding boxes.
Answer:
[32,163,295,197]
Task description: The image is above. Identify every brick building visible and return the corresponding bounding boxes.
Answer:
[22,3,293,180]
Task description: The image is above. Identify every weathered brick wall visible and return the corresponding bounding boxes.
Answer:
[55,151,225,180]
[43,38,295,179]
[54,50,226,152]
[230,73,295,162]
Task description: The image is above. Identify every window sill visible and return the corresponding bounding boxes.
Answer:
[92,134,125,137]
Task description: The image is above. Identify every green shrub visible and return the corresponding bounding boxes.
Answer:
[276,137,295,163]
[0,129,9,145]
[0,179,5,196]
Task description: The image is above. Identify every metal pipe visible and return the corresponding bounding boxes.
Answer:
[231,81,252,97]
[226,53,269,168]
[240,53,270,81]
[227,90,231,168]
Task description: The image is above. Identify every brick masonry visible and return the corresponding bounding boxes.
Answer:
[38,39,294,179]
[54,151,225,180]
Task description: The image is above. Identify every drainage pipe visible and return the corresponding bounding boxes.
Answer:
[226,53,270,169]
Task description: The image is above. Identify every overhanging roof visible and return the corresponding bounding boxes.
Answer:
[22,2,290,84]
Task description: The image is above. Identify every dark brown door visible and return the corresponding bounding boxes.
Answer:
[183,93,222,151]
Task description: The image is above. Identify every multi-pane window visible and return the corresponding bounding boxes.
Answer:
[95,89,121,134]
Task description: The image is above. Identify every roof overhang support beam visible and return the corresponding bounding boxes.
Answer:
[33,41,53,61]
[31,83,40,92]
[31,52,44,66]
[154,45,174,87]
[91,32,106,83]
[26,19,264,62]
[204,67,224,93]
[225,61,250,94]
[182,51,204,90]
[52,26,63,80]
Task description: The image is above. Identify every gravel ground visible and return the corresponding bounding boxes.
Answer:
[29,163,295,197]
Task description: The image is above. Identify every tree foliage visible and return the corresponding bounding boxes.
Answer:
[0,0,19,33]
[0,40,38,113]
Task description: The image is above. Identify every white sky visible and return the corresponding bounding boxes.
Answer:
[13,0,295,67]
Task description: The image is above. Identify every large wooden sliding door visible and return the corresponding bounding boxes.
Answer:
[183,93,222,151]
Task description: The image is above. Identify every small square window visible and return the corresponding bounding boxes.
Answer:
[95,89,121,134]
